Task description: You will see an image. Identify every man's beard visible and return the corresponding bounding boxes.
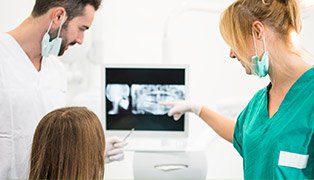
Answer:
[49,23,74,56]
[58,39,77,56]
[58,40,67,56]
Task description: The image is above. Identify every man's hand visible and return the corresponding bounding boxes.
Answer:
[105,136,128,163]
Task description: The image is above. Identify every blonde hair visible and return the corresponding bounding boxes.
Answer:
[219,0,302,65]
[28,107,105,180]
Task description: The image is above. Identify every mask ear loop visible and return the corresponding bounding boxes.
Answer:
[56,14,66,38]
[252,30,258,56]
[262,34,267,52]
[252,30,267,59]
[46,20,53,33]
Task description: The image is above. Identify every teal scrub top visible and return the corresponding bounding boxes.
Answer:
[233,68,314,179]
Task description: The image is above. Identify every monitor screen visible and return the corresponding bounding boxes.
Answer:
[102,64,189,138]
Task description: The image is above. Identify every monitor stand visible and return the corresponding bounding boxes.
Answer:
[125,137,187,152]
[133,151,207,180]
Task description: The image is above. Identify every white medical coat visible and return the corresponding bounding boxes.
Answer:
[0,33,67,179]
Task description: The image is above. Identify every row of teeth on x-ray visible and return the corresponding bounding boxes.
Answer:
[106,84,185,115]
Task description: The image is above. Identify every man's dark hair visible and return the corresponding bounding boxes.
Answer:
[31,0,101,20]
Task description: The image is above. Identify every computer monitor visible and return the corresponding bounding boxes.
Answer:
[102,64,189,151]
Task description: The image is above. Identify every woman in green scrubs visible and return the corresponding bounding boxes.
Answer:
[165,0,314,179]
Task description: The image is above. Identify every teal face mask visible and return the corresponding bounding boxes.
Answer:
[41,15,65,57]
[251,30,269,77]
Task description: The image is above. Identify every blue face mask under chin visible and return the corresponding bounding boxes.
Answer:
[250,30,269,77]
[41,15,65,57]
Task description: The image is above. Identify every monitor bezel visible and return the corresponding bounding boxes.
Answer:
[101,64,189,138]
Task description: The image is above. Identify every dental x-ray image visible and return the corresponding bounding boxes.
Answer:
[131,84,185,115]
[104,66,186,131]
[106,84,130,115]
[106,84,185,115]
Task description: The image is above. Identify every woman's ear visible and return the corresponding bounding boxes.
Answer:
[252,21,265,40]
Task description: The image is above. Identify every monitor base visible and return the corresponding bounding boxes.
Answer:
[133,151,207,180]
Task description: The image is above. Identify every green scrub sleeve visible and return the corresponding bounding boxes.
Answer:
[233,109,246,157]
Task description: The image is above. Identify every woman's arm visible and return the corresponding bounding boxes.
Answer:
[199,106,235,143]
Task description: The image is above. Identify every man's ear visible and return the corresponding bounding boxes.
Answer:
[252,21,265,40]
[51,7,67,26]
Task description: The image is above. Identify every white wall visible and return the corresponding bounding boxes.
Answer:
[2,0,314,179]
[0,1,35,31]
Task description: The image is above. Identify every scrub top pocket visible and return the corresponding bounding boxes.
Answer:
[275,143,314,180]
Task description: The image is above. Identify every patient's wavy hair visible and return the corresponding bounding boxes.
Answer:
[28,106,105,180]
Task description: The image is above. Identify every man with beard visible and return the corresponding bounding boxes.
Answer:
[0,0,126,179]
